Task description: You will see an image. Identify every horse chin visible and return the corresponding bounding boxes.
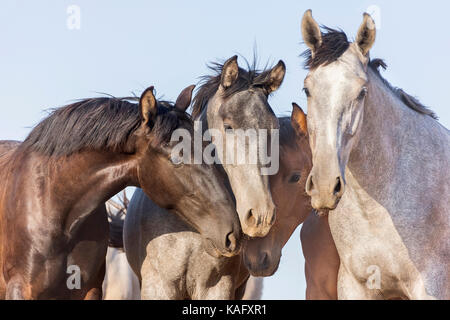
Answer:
[311,195,342,212]
[202,239,221,258]
[247,257,281,277]
[314,209,329,217]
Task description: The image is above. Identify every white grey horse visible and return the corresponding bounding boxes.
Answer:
[301,10,449,299]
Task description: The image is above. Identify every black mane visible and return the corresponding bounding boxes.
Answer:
[278,117,299,149]
[191,59,274,119]
[301,26,349,70]
[369,59,438,119]
[20,96,191,156]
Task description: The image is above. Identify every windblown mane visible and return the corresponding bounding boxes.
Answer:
[369,59,438,119]
[191,59,275,119]
[301,26,349,70]
[19,96,191,156]
[302,26,437,120]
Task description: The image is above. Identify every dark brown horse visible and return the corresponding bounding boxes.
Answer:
[0,85,242,299]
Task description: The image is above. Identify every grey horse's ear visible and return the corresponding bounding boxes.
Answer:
[220,55,239,89]
[140,86,157,125]
[263,60,286,94]
[291,103,308,136]
[356,13,376,56]
[301,10,322,56]
[175,84,196,112]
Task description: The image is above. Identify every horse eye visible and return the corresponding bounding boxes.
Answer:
[224,123,233,131]
[303,88,311,98]
[289,173,301,183]
[357,87,368,101]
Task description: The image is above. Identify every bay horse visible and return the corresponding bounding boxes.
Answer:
[191,56,285,237]
[124,105,311,299]
[301,10,449,299]
[0,85,242,299]
[242,105,312,277]
[0,141,20,155]
[300,212,339,299]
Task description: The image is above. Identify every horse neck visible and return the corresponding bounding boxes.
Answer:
[37,150,138,233]
[348,68,433,196]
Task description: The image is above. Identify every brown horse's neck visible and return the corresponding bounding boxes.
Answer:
[21,149,140,235]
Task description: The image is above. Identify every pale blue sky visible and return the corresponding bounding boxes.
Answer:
[1,1,448,299]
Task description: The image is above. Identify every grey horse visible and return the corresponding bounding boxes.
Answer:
[301,10,449,299]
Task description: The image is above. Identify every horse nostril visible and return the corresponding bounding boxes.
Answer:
[306,174,314,194]
[225,231,237,252]
[261,253,269,268]
[269,210,276,225]
[245,209,257,227]
[333,177,343,196]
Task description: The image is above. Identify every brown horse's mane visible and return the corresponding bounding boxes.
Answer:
[191,58,275,119]
[301,26,437,120]
[278,117,300,149]
[19,96,191,157]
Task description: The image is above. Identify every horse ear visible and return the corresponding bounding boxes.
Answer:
[263,60,286,94]
[301,10,322,56]
[356,13,376,56]
[220,55,239,89]
[291,103,308,136]
[140,86,157,126]
[175,84,196,112]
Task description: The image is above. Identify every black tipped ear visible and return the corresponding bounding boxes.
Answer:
[263,60,286,94]
[356,13,376,56]
[175,84,196,112]
[140,86,157,125]
[291,103,308,136]
[220,55,239,89]
[301,10,322,56]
